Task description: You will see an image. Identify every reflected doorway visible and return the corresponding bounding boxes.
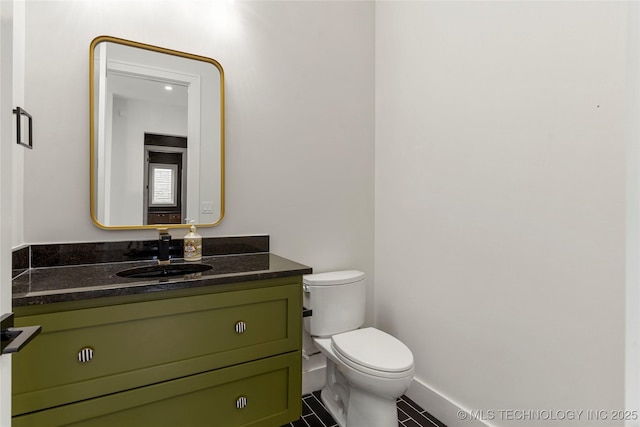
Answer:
[143,133,187,225]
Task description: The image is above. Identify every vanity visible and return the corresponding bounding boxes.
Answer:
[11,236,312,427]
[8,34,311,426]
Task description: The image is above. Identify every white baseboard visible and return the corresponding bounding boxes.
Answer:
[406,377,494,427]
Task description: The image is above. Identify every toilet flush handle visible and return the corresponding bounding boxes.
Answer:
[303,284,310,293]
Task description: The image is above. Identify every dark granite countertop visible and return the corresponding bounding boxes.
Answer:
[12,253,312,307]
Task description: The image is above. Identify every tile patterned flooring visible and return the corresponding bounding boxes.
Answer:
[281,391,447,427]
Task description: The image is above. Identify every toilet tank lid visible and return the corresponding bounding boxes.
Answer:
[303,270,365,286]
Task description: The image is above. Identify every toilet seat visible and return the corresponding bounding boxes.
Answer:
[330,327,414,379]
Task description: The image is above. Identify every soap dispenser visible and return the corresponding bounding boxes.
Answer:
[183,221,202,262]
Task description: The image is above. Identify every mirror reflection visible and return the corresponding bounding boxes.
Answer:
[90,36,224,229]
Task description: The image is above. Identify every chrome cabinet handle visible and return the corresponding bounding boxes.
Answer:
[78,347,94,363]
[236,396,247,409]
[235,321,247,334]
[0,313,41,355]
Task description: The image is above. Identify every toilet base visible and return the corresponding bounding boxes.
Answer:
[320,384,399,427]
[321,387,347,427]
[320,360,402,427]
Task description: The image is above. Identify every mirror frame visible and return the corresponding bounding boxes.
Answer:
[89,35,225,230]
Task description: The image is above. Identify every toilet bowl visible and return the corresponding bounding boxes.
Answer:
[313,328,415,427]
[303,271,415,427]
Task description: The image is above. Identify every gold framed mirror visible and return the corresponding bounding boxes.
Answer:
[90,36,224,230]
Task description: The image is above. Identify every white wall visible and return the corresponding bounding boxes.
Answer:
[626,5,640,421]
[376,2,629,426]
[11,0,24,249]
[0,2,14,426]
[623,6,640,425]
[22,0,375,320]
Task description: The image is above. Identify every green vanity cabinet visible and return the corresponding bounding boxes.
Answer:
[12,277,303,427]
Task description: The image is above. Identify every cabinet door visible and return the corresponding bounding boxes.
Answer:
[13,283,301,415]
[13,351,302,427]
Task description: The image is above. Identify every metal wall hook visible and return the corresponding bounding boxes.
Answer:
[13,107,33,149]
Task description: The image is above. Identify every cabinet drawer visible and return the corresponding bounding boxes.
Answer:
[13,283,301,415]
[13,351,302,427]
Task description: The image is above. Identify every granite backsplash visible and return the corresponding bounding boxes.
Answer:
[13,235,269,270]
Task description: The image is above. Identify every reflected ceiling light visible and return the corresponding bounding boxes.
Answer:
[164,85,173,91]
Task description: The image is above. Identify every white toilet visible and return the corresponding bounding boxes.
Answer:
[303,270,415,427]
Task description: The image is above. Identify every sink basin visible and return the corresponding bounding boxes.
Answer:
[116,263,213,279]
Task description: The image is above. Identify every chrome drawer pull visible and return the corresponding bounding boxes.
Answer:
[235,321,247,334]
[236,396,247,409]
[78,347,94,363]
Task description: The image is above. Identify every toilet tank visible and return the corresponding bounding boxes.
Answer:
[303,270,366,337]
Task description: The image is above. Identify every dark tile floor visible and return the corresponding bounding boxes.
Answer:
[281,390,447,427]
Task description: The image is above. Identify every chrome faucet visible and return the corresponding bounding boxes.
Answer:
[157,228,171,265]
